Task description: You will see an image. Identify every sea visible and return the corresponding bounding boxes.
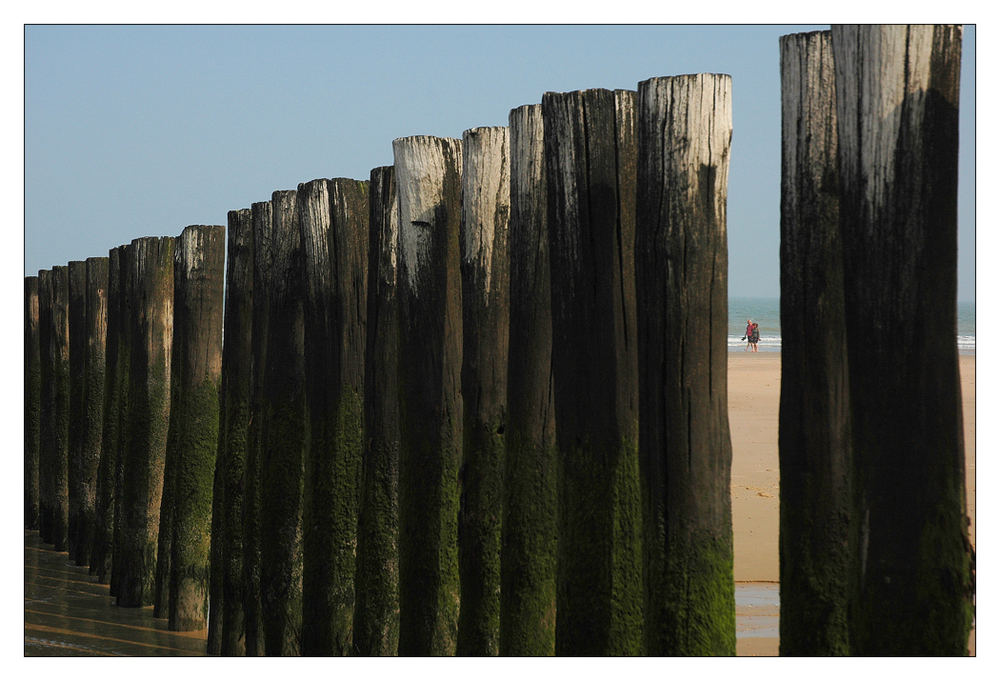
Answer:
[728,297,976,354]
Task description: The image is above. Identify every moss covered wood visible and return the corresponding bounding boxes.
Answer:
[636,74,735,655]
[457,126,510,656]
[37,270,55,543]
[25,276,41,530]
[542,88,643,656]
[260,190,306,655]
[242,200,272,657]
[164,225,225,632]
[110,244,135,597]
[216,208,253,655]
[117,236,174,608]
[76,256,109,568]
[68,261,88,562]
[393,135,464,656]
[92,247,125,583]
[832,24,973,655]
[50,265,72,552]
[208,410,224,654]
[778,31,851,656]
[500,103,557,656]
[300,177,369,655]
[354,166,401,656]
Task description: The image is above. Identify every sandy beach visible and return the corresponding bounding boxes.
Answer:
[730,352,976,655]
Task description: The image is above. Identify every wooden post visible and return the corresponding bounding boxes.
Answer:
[299,177,369,655]
[75,256,108,568]
[68,260,87,562]
[49,265,72,551]
[164,225,225,631]
[117,236,174,608]
[636,74,735,655]
[393,135,464,656]
[260,189,306,655]
[542,88,643,655]
[25,276,41,530]
[500,103,557,656]
[353,166,401,656]
[831,24,973,655]
[110,243,134,597]
[92,246,125,583]
[242,199,272,657]
[37,269,54,543]
[457,126,510,656]
[778,31,851,655]
[214,208,253,655]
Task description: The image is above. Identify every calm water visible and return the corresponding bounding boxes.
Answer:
[728,297,975,354]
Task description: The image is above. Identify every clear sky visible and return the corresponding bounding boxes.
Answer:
[24,24,976,301]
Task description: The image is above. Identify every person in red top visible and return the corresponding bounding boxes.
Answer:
[743,319,754,351]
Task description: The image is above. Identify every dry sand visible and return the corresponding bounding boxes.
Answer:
[729,352,976,655]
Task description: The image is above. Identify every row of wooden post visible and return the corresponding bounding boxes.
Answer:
[24,23,971,656]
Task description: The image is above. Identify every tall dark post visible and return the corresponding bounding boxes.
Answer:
[67,260,87,562]
[500,103,557,656]
[117,236,174,608]
[243,200,273,657]
[50,265,72,551]
[457,126,510,656]
[778,31,851,656]
[393,135,464,656]
[92,246,125,583]
[215,208,253,655]
[353,166,401,656]
[37,269,54,543]
[25,276,41,530]
[165,225,225,632]
[260,190,306,655]
[636,74,735,655]
[832,24,973,655]
[300,177,369,655]
[110,244,134,598]
[542,88,643,656]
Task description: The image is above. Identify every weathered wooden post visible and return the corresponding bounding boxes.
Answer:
[299,177,369,655]
[778,31,851,656]
[542,88,643,655]
[110,243,134,597]
[117,236,174,607]
[92,246,125,583]
[49,264,72,551]
[214,208,253,655]
[68,260,87,562]
[260,189,306,655]
[831,24,973,655]
[353,166,401,656]
[75,256,108,567]
[500,103,557,656]
[25,276,41,530]
[37,269,54,543]
[163,225,225,631]
[243,199,272,657]
[457,126,510,656]
[393,135,464,656]
[636,73,735,656]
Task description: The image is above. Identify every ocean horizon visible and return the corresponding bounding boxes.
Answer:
[728,296,975,354]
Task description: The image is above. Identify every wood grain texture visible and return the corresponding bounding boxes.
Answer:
[67,260,88,562]
[25,276,41,530]
[37,269,55,543]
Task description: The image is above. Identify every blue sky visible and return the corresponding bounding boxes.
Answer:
[24,24,976,300]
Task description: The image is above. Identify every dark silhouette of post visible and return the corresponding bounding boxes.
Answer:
[68,260,87,562]
[832,24,973,655]
[37,269,55,543]
[243,200,273,657]
[300,177,369,655]
[542,88,643,656]
[25,276,41,530]
[111,244,134,597]
[457,126,510,656]
[92,246,126,583]
[778,31,851,656]
[636,73,735,656]
[50,265,72,551]
[500,103,557,656]
[117,236,174,608]
[393,135,464,656]
[353,166,401,656]
[260,190,306,655]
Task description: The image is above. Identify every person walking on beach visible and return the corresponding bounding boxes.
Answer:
[743,319,754,351]
[750,322,760,352]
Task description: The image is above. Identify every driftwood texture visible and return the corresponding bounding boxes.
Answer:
[25,276,41,530]
[832,24,973,655]
[636,73,735,655]
[542,88,643,656]
[501,103,557,656]
[778,31,851,656]
[393,135,464,656]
